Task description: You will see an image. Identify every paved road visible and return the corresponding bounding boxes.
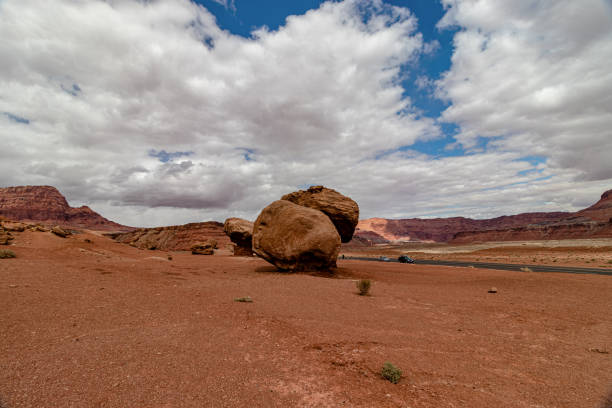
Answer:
[344,256,612,276]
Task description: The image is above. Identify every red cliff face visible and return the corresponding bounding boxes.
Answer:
[354,212,570,243]
[571,189,612,222]
[353,189,612,244]
[0,185,132,231]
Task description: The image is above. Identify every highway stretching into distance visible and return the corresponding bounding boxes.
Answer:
[345,256,612,276]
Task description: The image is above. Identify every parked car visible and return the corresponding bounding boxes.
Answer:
[379,256,391,262]
[398,255,415,264]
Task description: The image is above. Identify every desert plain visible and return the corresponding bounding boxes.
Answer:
[1,229,611,408]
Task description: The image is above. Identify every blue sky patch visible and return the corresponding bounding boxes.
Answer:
[2,112,30,124]
[148,149,194,163]
[198,0,460,159]
[236,147,256,161]
[61,83,82,96]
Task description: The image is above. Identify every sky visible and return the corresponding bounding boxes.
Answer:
[1,0,611,227]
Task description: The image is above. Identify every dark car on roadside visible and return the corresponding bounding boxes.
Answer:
[398,255,415,264]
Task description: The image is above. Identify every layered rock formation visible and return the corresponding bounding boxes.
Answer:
[451,189,612,243]
[282,186,359,243]
[223,218,254,256]
[571,189,612,222]
[110,222,230,251]
[352,189,612,244]
[451,221,612,243]
[252,200,341,271]
[0,186,132,231]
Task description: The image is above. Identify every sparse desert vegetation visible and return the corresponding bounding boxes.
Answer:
[0,249,16,259]
[356,278,371,296]
[381,362,402,384]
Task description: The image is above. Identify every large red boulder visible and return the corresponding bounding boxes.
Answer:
[252,200,340,271]
[281,186,359,243]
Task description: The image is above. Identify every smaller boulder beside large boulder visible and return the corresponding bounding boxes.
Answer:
[223,217,254,256]
[281,185,359,243]
[252,200,341,271]
[191,239,217,255]
[0,230,13,245]
[51,226,71,238]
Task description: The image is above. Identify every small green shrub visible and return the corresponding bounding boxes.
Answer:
[381,362,402,384]
[234,296,253,303]
[356,279,371,296]
[607,260,612,265]
[0,249,16,259]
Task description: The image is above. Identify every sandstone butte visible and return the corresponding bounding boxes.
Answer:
[0,185,131,232]
[352,188,612,245]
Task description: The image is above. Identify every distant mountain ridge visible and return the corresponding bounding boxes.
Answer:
[0,185,133,231]
[353,189,612,244]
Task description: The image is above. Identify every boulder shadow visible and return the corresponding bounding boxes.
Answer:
[253,265,347,279]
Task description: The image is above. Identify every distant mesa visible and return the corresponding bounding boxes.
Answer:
[350,188,612,245]
[0,185,132,232]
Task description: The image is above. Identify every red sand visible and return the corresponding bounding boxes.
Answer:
[1,230,611,407]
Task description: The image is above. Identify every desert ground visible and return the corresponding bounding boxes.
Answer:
[1,231,612,408]
[342,239,612,269]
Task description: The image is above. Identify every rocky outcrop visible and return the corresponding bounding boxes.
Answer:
[252,200,341,271]
[0,229,13,245]
[0,185,132,231]
[111,222,230,251]
[1,221,27,232]
[191,240,217,255]
[51,226,71,238]
[223,218,253,256]
[282,186,359,243]
[571,189,612,222]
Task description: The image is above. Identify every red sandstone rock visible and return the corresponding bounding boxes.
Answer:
[0,230,13,245]
[1,221,27,232]
[112,222,230,251]
[253,200,340,271]
[281,186,359,243]
[223,218,253,256]
[51,226,71,238]
[0,186,132,231]
[571,189,612,222]
[191,240,217,255]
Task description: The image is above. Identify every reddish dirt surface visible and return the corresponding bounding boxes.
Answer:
[1,231,612,407]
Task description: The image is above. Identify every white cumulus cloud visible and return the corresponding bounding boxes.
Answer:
[0,0,610,227]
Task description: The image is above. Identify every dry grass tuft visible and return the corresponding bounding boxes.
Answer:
[356,279,371,296]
